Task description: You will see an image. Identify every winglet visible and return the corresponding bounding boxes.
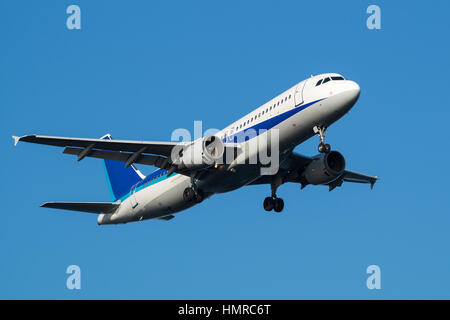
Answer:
[12,136,20,147]
[370,177,380,190]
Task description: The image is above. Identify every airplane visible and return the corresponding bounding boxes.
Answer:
[12,73,378,225]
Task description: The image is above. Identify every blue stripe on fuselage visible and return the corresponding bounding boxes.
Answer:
[224,98,324,143]
[118,169,173,202]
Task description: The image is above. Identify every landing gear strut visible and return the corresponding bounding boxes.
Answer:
[314,125,331,154]
[263,174,284,213]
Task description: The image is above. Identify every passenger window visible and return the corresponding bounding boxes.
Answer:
[316,79,323,86]
[322,77,331,84]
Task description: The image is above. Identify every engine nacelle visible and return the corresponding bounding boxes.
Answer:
[178,135,224,170]
[303,151,346,185]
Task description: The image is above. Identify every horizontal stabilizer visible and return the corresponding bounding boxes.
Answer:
[342,170,379,189]
[41,202,120,214]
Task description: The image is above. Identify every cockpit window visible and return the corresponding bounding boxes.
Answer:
[316,76,345,87]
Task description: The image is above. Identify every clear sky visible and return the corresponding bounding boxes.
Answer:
[1,0,449,299]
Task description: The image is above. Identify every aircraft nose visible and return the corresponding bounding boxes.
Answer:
[330,80,361,115]
[341,80,360,110]
[346,80,360,101]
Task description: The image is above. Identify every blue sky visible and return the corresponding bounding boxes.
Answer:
[1,0,449,299]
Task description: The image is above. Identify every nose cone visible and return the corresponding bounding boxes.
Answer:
[346,80,360,102]
[327,80,361,117]
[338,80,360,112]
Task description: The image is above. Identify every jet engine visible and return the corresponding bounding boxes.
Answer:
[303,151,346,185]
[177,135,225,170]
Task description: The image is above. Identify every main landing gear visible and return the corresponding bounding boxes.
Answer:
[263,196,284,213]
[263,174,284,213]
[314,125,331,154]
[183,187,204,203]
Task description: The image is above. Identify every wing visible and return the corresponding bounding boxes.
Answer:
[12,134,238,176]
[249,151,379,190]
[13,134,184,173]
[246,152,312,186]
[13,134,177,155]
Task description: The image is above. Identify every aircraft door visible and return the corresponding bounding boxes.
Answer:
[294,80,307,107]
[130,185,138,208]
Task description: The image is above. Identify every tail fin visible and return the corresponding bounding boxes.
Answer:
[101,134,144,201]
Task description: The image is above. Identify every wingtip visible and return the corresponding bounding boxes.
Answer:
[12,136,20,147]
[370,177,379,190]
[12,134,38,146]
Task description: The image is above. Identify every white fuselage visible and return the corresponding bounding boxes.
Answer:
[98,73,360,225]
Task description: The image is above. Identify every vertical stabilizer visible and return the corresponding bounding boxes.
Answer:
[101,134,144,201]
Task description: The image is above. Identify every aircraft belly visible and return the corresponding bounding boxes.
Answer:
[197,165,262,193]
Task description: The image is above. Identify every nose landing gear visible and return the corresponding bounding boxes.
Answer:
[314,125,331,154]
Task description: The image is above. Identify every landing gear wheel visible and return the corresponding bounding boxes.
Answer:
[273,198,284,213]
[263,197,274,211]
[318,143,331,154]
[183,187,195,202]
[314,126,330,154]
[318,143,325,153]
